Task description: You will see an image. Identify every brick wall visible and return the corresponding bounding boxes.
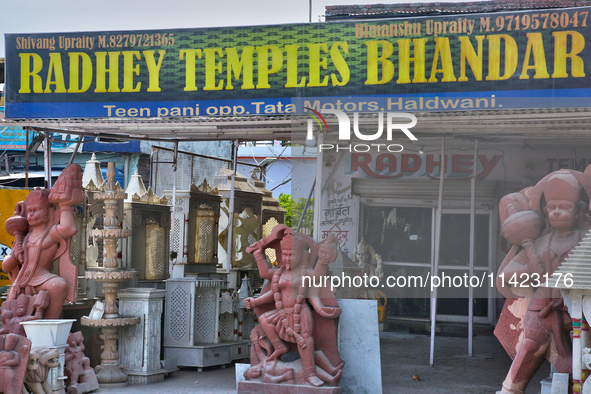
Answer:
[326,0,591,19]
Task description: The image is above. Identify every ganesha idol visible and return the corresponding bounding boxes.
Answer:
[495,167,591,394]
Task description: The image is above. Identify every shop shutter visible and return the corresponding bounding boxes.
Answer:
[351,179,499,203]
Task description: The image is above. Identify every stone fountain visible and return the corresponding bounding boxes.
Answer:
[81,162,140,388]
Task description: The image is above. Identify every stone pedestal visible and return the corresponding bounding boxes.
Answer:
[172,263,186,278]
[238,381,342,394]
[21,319,76,394]
[236,299,380,394]
[118,288,167,384]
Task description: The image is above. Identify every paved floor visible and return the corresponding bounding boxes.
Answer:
[98,330,550,394]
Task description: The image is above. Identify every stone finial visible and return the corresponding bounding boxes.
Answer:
[82,153,104,189]
[125,172,147,202]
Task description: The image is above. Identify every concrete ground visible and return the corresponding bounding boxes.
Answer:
[99,329,550,394]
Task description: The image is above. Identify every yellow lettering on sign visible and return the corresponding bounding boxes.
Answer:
[180,49,203,91]
[365,40,394,85]
[429,37,456,83]
[19,53,43,94]
[486,34,517,81]
[226,47,255,90]
[397,38,427,84]
[68,53,93,93]
[122,51,141,92]
[256,46,283,89]
[458,36,484,82]
[552,31,585,78]
[44,53,67,93]
[520,33,549,80]
[204,48,224,90]
[95,51,121,93]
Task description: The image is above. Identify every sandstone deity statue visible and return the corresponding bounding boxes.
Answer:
[243,225,343,388]
[496,169,591,394]
[2,164,83,319]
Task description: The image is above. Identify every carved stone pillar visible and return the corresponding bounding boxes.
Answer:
[81,162,140,388]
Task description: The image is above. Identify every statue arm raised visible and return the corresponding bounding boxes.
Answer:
[252,246,275,280]
[245,290,274,309]
[49,164,83,240]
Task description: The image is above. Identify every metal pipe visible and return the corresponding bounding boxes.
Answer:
[313,133,323,240]
[123,154,129,189]
[44,133,52,188]
[25,130,29,187]
[297,178,315,232]
[468,140,478,357]
[430,137,445,367]
[226,139,239,274]
[172,142,179,260]
[68,135,84,165]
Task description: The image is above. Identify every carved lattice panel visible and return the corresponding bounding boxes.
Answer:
[194,288,216,343]
[242,312,257,341]
[263,217,279,266]
[146,224,166,279]
[165,283,191,346]
[233,208,260,269]
[219,312,235,341]
[172,217,181,254]
[195,205,215,263]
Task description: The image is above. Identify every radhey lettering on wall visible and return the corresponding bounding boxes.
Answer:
[5,7,591,118]
[347,153,502,179]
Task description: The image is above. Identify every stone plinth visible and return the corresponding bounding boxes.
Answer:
[238,381,342,394]
[337,299,382,394]
[21,319,76,394]
[118,288,167,384]
[236,299,380,394]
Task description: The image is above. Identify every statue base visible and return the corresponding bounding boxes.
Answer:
[68,379,100,394]
[95,364,128,388]
[238,381,342,394]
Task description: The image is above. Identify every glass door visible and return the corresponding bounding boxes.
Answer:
[436,210,494,323]
[360,205,495,324]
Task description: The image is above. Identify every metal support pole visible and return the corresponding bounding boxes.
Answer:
[25,130,29,188]
[468,140,478,357]
[313,133,323,240]
[297,178,315,232]
[430,137,445,367]
[44,133,52,188]
[226,140,239,274]
[172,141,179,260]
[68,135,83,165]
[123,154,129,189]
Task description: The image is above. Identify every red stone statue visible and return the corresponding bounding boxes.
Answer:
[23,347,60,394]
[243,225,344,389]
[2,164,83,319]
[64,331,99,394]
[0,333,31,394]
[0,292,49,336]
[496,168,591,394]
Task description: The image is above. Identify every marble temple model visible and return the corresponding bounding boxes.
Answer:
[2,164,83,319]
[64,332,99,394]
[0,333,31,394]
[495,168,591,394]
[241,225,344,392]
[81,162,140,388]
[23,347,60,394]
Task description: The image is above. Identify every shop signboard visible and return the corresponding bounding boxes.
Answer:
[4,6,591,118]
[0,188,30,291]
